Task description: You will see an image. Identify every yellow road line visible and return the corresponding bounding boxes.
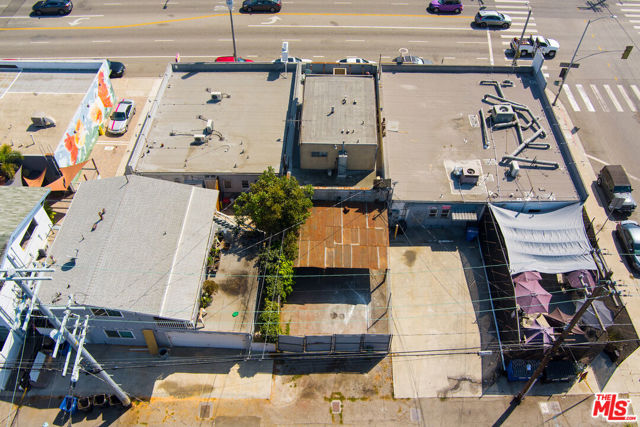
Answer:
[0,11,469,31]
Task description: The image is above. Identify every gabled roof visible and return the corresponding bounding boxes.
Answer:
[42,175,219,322]
[0,187,50,258]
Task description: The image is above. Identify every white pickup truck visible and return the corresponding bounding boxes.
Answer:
[510,35,559,59]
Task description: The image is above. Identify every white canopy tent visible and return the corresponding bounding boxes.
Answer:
[489,203,596,275]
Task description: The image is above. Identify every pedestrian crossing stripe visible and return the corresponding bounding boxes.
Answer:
[603,85,624,112]
[576,84,595,112]
[563,85,581,112]
[618,85,637,112]
[590,84,609,113]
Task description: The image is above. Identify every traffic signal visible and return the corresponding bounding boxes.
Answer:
[622,45,633,59]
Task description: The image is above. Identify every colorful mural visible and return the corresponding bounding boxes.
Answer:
[54,62,116,167]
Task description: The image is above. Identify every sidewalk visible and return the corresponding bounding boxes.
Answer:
[548,88,640,409]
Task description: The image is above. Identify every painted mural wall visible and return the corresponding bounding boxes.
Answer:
[54,61,115,167]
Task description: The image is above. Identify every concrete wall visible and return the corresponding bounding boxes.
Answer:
[300,142,377,171]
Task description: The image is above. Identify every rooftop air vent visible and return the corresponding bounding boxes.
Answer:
[490,104,515,124]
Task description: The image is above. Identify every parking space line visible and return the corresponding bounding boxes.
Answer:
[563,85,580,112]
[603,84,624,112]
[618,85,636,112]
[576,84,595,112]
[487,31,493,65]
[590,84,609,112]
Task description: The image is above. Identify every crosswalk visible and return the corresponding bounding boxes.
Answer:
[616,0,640,36]
[496,0,542,69]
[562,82,640,113]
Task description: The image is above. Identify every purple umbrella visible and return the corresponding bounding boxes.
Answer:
[513,271,543,284]
[524,320,555,347]
[564,270,596,290]
[515,280,552,314]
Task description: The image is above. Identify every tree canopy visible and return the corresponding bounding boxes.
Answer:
[0,144,23,180]
[234,167,314,236]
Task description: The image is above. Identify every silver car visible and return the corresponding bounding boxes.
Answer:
[474,10,512,29]
[108,99,135,135]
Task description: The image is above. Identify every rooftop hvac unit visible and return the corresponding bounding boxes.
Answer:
[509,161,520,178]
[205,120,213,134]
[211,91,222,102]
[193,134,206,143]
[460,167,479,186]
[490,104,516,124]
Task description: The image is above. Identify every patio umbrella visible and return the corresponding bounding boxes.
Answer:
[544,308,584,335]
[524,320,555,348]
[564,270,596,290]
[513,271,542,284]
[515,280,552,314]
[575,298,614,329]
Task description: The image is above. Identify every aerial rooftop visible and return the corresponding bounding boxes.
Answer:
[382,71,579,203]
[132,69,291,175]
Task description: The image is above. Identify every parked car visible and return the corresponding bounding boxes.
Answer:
[428,0,462,14]
[474,10,511,29]
[32,0,72,15]
[393,55,425,65]
[108,99,136,135]
[273,57,312,64]
[337,57,375,64]
[598,165,637,214]
[510,35,559,59]
[107,60,125,78]
[242,0,281,13]
[616,220,640,271]
[215,56,254,62]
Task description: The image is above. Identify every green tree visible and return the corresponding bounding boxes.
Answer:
[234,167,314,237]
[0,144,23,180]
[258,299,281,343]
[261,247,295,302]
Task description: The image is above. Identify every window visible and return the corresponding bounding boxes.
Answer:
[242,180,249,189]
[428,207,438,217]
[104,329,134,339]
[224,180,231,189]
[91,308,123,317]
[440,207,450,218]
[20,220,38,249]
[311,152,328,158]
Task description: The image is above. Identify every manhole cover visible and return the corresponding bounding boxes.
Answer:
[199,402,212,419]
[331,400,342,414]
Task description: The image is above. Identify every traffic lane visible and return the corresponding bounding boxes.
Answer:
[0,24,501,65]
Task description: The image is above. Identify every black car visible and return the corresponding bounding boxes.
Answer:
[242,0,281,13]
[32,0,72,15]
[107,60,126,78]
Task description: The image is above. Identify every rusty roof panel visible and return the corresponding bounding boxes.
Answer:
[296,202,389,270]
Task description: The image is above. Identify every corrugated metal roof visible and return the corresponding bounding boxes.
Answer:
[451,211,478,221]
[296,202,388,270]
[0,187,50,257]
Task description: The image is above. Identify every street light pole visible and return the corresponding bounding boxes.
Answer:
[511,4,532,67]
[552,15,616,106]
[226,0,238,61]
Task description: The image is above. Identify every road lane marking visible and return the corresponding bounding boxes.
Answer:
[503,11,532,14]
[345,39,365,42]
[498,5,531,9]
[154,39,174,42]
[630,20,640,23]
[630,85,640,103]
[504,28,537,33]
[487,31,493,65]
[312,55,325,57]
[618,85,636,112]
[104,2,122,4]
[391,2,409,4]
[30,41,50,44]
[603,84,624,112]
[590,84,609,112]
[476,57,488,60]
[563,85,580,112]
[456,41,486,43]
[625,14,640,18]
[576,84,595,112]
[443,56,455,59]
[408,40,429,43]
[92,40,111,43]
[248,24,472,31]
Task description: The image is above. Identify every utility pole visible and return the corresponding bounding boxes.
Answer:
[226,0,238,61]
[2,268,131,407]
[513,283,607,404]
[511,4,532,67]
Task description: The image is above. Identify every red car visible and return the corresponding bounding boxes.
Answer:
[215,56,254,63]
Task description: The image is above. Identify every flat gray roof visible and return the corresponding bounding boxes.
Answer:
[300,75,377,147]
[42,175,219,322]
[382,72,579,203]
[134,71,291,175]
[0,70,92,156]
[0,187,50,256]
